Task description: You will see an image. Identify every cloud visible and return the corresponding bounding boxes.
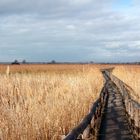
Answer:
[0,0,139,62]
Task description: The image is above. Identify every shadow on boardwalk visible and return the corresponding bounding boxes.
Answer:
[98,80,134,140]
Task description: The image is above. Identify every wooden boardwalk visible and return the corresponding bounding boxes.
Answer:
[98,80,134,140]
[64,69,140,140]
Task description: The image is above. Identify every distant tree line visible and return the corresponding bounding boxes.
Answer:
[11,59,140,65]
[11,59,57,65]
[11,60,27,65]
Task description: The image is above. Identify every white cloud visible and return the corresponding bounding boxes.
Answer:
[0,0,139,62]
[69,0,92,5]
[66,24,76,30]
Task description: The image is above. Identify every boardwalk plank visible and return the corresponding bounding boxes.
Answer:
[98,81,134,140]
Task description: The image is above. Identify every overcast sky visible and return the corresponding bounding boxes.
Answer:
[0,0,140,62]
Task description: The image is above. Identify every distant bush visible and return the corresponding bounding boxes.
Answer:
[11,60,20,65]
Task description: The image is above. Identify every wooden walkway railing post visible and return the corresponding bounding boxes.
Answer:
[63,84,108,140]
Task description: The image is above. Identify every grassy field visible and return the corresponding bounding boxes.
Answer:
[0,64,139,140]
[0,64,103,140]
[113,65,140,100]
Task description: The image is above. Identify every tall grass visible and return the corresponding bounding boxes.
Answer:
[113,65,140,100]
[0,65,103,140]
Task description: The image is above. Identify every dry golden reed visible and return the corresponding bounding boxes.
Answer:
[113,65,140,100]
[0,64,103,140]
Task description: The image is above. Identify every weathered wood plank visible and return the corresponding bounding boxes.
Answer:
[98,79,134,140]
[105,69,140,140]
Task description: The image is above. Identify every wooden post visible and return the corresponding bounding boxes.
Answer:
[6,65,10,76]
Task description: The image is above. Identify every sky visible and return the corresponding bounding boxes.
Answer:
[0,0,140,63]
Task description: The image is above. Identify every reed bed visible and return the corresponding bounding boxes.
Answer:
[113,65,140,101]
[0,65,103,140]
